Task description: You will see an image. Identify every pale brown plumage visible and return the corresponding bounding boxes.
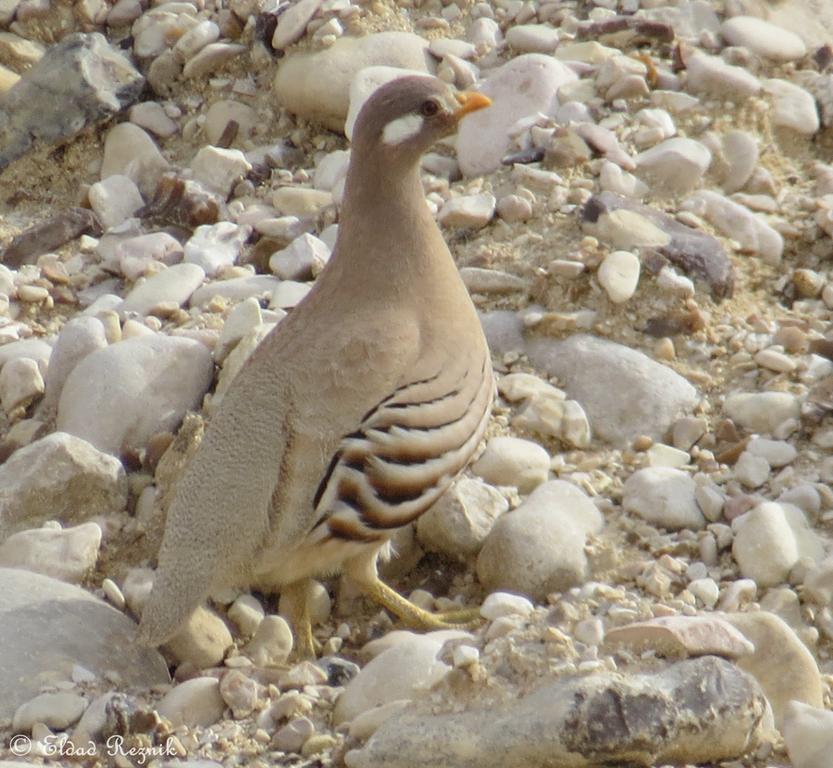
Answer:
[138,76,494,654]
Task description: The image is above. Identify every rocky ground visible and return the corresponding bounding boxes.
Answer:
[2,0,833,766]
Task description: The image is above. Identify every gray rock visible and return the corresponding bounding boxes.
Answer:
[0,432,126,540]
[0,567,169,721]
[12,691,88,732]
[345,656,766,768]
[0,522,102,583]
[623,467,705,531]
[526,334,698,446]
[0,33,143,170]
[477,480,603,600]
[57,334,213,455]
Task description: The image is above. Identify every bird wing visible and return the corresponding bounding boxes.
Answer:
[308,345,494,544]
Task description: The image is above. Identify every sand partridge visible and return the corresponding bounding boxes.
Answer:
[139,75,494,657]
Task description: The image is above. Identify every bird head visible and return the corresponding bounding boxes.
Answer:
[352,75,491,160]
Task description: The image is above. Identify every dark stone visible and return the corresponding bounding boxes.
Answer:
[1,207,102,267]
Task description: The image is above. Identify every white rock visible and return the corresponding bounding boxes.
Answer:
[764,79,820,136]
[0,338,53,371]
[155,677,225,728]
[271,280,311,309]
[597,250,639,303]
[228,593,265,636]
[314,149,351,191]
[273,716,315,752]
[684,51,761,99]
[115,231,184,279]
[416,477,508,559]
[190,146,252,199]
[635,138,711,195]
[467,17,502,49]
[182,42,246,78]
[88,174,144,230]
[272,187,332,217]
[269,233,330,280]
[348,700,411,741]
[714,130,759,193]
[129,101,178,138]
[747,437,797,467]
[732,502,799,587]
[471,436,550,493]
[174,19,220,60]
[724,391,801,434]
[457,54,576,177]
[0,356,43,413]
[205,100,257,146]
[215,296,263,363]
[495,194,532,222]
[0,522,101,583]
[783,700,833,768]
[121,263,206,316]
[480,591,534,620]
[682,190,783,265]
[184,222,251,277]
[0,432,126,538]
[646,443,690,468]
[720,16,807,62]
[477,480,603,600]
[190,274,280,307]
[164,605,233,668]
[505,24,559,53]
[57,335,213,455]
[688,577,719,608]
[438,194,496,228]
[243,615,293,666]
[334,634,449,724]
[452,644,480,667]
[755,348,796,373]
[100,122,169,197]
[272,0,323,49]
[623,467,705,530]
[13,692,87,732]
[599,160,648,199]
[512,390,591,448]
[734,451,770,489]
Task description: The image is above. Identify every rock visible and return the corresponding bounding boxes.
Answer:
[190,146,252,199]
[734,451,770,488]
[0,522,102,583]
[345,656,766,768]
[0,356,43,413]
[0,568,168,720]
[164,605,233,668]
[604,615,755,659]
[114,231,184,279]
[470,436,550,493]
[184,222,250,277]
[456,54,576,177]
[204,100,257,146]
[334,633,452,724]
[272,0,323,49]
[269,233,330,280]
[505,24,559,54]
[227,593,264,636]
[182,42,246,78]
[416,477,508,560]
[273,716,316,752]
[39,316,108,415]
[57,334,213,456]
[724,391,801,434]
[100,122,169,196]
[597,250,640,303]
[684,51,761,99]
[783,700,833,768]
[273,32,433,132]
[0,33,143,170]
[0,208,100,269]
[479,591,534,620]
[623,467,705,531]
[121,263,206,315]
[682,190,784,265]
[0,432,126,539]
[190,274,280,307]
[713,130,759,193]
[635,138,711,195]
[243,615,293,667]
[272,187,332,217]
[88,174,144,230]
[129,100,178,138]
[511,391,591,448]
[271,280,311,309]
[219,669,258,719]
[477,480,603,600]
[438,194,496,228]
[526,334,699,446]
[156,677,225,728]
[764,78,820,136]
[215,297,263,363]
[723,611,823,727]
[12,692,87,732]
[720,16,807,62]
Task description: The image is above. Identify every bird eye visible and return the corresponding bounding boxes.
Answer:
[420,100,440,117]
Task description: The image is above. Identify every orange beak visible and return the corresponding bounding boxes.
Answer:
[453,91,491,120]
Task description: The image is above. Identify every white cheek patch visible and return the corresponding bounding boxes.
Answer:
[382,113,424,146]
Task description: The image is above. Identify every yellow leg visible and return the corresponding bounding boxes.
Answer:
[282,579,322,659]
[345,549,483,631]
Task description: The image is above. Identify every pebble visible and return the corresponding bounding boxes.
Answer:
[156,677,225,728]
[782,700,833,768]
[479,591,534,620]
[273,716,316,752]
[471,435,550,493]
[190,275,280,307]
[219,669,259,719]
[184,222,250,277]
[115,231,184,278]
[635,138,711,195]
[190,146,252,199]
[88,174,145,230]
[438,193,496,228]
[732,502,799,587]
[505,24,559,53]
[129,101,178,138]
[496,194,532,222]
[720,16,807,62]
[165,605,233,668]
[713,130,758,193]
[763,78,820,136]
[271,280,311,309]
[243,615,294,666]
[272,0,323,50]
[622,467,705,531]
[227,593,265,637]
[456,54,576,177]
[477,480,603,600]
[269,233,330,280]
[121,262,206,315]
[0,356,43,413]
[56,334,213,455]
[100,122,169,197]
[205,100,257,146]
[416,476,507,559]
[182,42,246,79]
[724,391,801,434]
[0,432,126,538]
[754,348,796,373]
[0,522,102,584]
[684,51,761,99]
[13,692,87,732]
[734,451,770,488]
[175,19,220,61]
[596,249,639,303]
